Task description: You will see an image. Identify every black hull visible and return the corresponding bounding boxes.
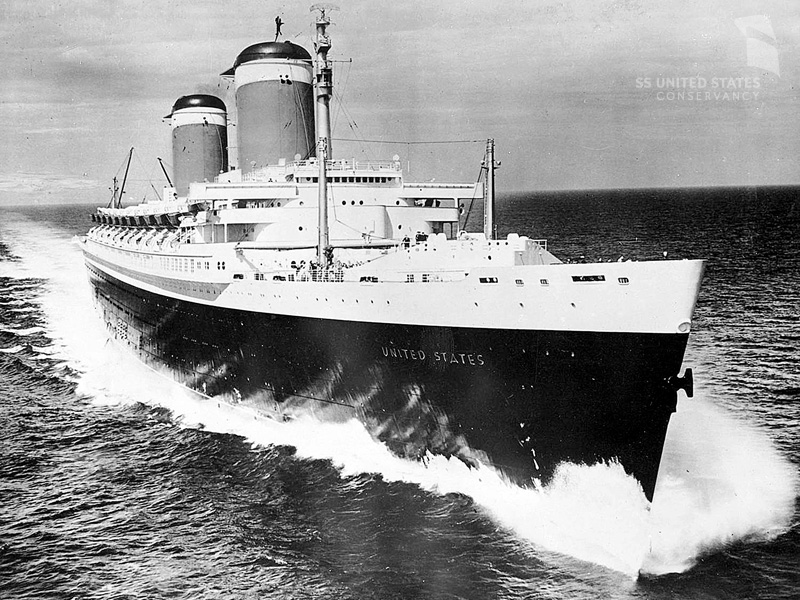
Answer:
[87,262,688,501]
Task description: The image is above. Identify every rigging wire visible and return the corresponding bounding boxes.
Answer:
[290,74,313,159]
[330,90,375,161]
[205,116,227,174]
[332,138,483,145]
[462,161,485,231]
[330,59,353,137]
[112,151,133,178]
[107,148,134,208]
[132,150,159,203]
[148,181,161,200]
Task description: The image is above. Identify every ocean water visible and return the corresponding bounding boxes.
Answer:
[0,188,797,599]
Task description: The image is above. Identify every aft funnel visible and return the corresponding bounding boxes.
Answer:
[167,94,228,196]
[222,41,315,174]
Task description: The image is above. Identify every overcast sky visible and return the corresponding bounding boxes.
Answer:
[0,0,797,205]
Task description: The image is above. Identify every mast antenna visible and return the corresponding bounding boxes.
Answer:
[311,4,338,267]
[310,3,340,20]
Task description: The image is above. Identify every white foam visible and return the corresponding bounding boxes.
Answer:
[2,210,796,579]
[0,344,25,354]
[74,352,655,576]
[0,212,111,375]
[642,397,797,575]
[0,325,46,336]
[8,306,39,313]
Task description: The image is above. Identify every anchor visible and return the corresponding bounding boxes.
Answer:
[668,368,694,398]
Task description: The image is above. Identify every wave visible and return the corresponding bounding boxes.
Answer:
[0,344,25,354]
[642,398,797,575]
[0,325,46,336]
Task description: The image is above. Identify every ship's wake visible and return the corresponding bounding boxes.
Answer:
[1,211,796,579]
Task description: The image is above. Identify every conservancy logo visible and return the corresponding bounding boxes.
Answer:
[734,15,780,77]
[635,15,780,103]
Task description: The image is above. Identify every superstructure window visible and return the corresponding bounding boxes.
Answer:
[618,277,630,285]
[572,275,605,282]
[479,277,498,284]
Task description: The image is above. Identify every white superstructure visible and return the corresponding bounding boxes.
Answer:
[84,152,703,336]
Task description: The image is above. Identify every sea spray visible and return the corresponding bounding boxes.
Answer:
[0,213,106,374]
[642,396,797,575]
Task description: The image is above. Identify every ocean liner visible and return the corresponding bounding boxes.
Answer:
[80,10,704,502]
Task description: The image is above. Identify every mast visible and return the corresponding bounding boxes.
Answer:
[312,5,335,266]
[107,176,119,209]
[157,157,173,187]
[117,147,134,209]
[483,139,497,240]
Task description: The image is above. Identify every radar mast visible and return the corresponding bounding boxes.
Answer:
[311,4,338,266]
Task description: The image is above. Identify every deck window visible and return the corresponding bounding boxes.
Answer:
[572,275,605,283]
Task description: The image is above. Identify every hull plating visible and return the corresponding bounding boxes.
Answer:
[87,261,687,502]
